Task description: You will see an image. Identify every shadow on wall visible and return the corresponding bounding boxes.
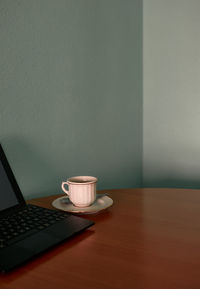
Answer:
[1,136,60,200]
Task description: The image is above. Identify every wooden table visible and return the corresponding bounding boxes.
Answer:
[1,188,200,289]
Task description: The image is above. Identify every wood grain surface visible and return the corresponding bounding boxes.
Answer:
[1,188,200,289]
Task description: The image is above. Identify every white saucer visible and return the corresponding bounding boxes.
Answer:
[52,194,113,214]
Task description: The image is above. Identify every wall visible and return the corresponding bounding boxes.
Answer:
[143,0,200,188]
[0,0,142,199]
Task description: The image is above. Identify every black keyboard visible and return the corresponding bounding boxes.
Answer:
[0,205,70,249]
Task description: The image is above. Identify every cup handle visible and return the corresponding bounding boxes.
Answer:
[61,181,69,196]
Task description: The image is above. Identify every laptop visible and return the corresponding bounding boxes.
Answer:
[0,144,94,273]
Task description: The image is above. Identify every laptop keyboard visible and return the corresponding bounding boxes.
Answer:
[0,205,70,249]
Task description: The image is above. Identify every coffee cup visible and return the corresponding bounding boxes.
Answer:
[61,176,97,207]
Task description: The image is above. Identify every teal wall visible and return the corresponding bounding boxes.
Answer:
[0,0,143,199]
[143,0,200,188]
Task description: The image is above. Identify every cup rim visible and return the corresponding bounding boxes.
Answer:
[67,176,98,185]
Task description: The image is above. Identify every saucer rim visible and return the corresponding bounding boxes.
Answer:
[52,195,113,214]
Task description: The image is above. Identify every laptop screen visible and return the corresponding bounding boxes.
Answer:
[0,161,19,211]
